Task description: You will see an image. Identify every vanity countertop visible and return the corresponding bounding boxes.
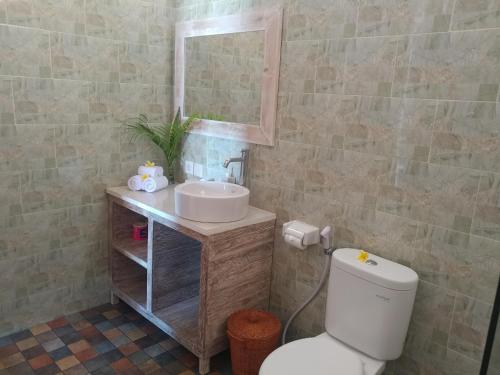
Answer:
[106,186,276,236]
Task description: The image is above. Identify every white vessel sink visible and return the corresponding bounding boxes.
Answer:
[174,181,249,223]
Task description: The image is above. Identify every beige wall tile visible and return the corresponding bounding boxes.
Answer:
[394,30,500,101]
[472,172,500,241]
[50,33,119,82]
[431,101,500,172]
[357,0,454,36]
[452,0,500,30]
[377,160,481,232]
[12,78,89,125]
[85,0,150,44]
[0,25,51,78]
[5,0,86,34]
[449,294,492,361]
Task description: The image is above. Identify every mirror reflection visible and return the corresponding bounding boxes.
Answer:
[184,31,265,125]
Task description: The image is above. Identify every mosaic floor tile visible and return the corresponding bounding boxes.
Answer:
[27,354,53,370]
[0,302,232,374]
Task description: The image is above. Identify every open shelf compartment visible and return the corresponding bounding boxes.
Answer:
[111,202,148,268]
[151,222,202,345]
[111,250,147,311]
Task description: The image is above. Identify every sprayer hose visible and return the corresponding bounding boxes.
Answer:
[281,253,333,345]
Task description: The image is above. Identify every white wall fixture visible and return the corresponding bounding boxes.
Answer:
[174,7,283,146]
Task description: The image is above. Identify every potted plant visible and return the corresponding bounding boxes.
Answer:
[126,108,198,183]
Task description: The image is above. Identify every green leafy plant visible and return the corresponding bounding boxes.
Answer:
[126,107,198,182]
[202,112,225,121]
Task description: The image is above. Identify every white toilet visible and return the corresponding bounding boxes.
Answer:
[260,248,419,375]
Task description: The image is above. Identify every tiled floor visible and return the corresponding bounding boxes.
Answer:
[0,302,231,375]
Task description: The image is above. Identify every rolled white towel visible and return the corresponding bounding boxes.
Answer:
[128,175,143,191]
[138,165,164,177]
[143,176,169,193]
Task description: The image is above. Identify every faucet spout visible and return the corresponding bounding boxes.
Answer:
[223,157,243,168]
[222,149,249,186]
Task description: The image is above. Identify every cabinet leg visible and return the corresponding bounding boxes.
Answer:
[110,290,119,305]
[199,357,210,375]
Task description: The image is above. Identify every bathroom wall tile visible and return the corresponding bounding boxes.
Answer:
[85,0,150,44]
[0,78,15,125]
[12,78,89,125]
[285,0,358,40]
[55,125,120,169]
[278,92,359,148]
[20,167,103,214]
[430,101,500,172]
[0,210,66,262]
[0,25,51,78]
[394,30,500,101]
[335,205,419,260]
[357,0,454,37]
[401,336,481,375]
[304,147,391,210]
[250,140,315,191]
[377,160,481,232]
[411,225,500,302]
[276,187,345,228]
[119,43,172,85]
[344,36,402,97]
[452,0,500,30]
[314,39,348,94]
[50,33,119,82]
[89,82,170,124]
[0,286,73,334]
[147,1,175,47]
[0,125,56,172]
[407,281,455,348]
[5,0,86,34]
[472,172,500,241]
[0,2,6,23]
[448,294,492,361]
[278,40,320,94]
[0,173,22,219]
[346,97,437,161]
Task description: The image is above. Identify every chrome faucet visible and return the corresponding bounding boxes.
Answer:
[223,149,249,186]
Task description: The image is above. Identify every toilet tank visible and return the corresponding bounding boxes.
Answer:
[325,248,418,361]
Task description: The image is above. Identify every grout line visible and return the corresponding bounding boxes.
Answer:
[449,0,458,33]
[470,171,485,236]
[9,78,16,126]
[446,289,457,350]
[426,101,441,163]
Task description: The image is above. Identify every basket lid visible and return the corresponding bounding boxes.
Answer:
[227,309,281,340]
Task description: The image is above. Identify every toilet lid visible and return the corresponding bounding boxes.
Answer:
[260,336,364,375]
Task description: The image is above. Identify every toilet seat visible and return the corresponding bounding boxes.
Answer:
[260,334,364,375]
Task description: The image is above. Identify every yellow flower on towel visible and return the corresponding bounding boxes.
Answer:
[141,173,150,181]
[145,161,155,167]
[357,250,369,263]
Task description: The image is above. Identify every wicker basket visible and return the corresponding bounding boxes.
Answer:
[227,309,281,375]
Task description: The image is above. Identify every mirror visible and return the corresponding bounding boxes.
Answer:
[175,8,283,146]
[184,31,265,126]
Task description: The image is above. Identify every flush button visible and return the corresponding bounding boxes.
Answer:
[366,259,378,266]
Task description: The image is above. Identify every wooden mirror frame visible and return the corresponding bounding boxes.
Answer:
[174,8,283,146]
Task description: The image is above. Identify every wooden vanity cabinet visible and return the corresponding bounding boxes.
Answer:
[107,188,275,374]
